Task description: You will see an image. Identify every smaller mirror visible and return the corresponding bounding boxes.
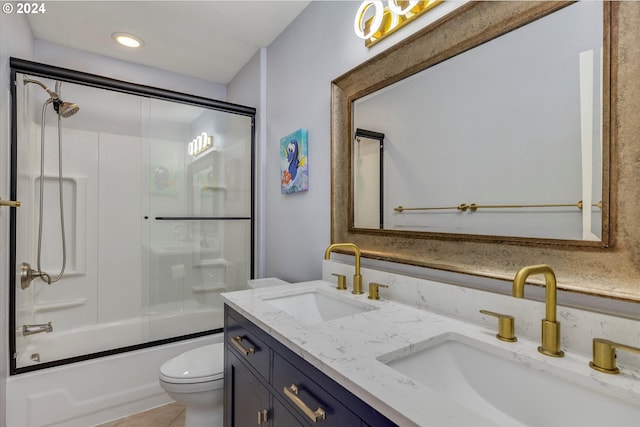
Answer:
[354,128,385,229]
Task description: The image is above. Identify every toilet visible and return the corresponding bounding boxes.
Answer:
[159,278,289,426]
[159,342,225,427]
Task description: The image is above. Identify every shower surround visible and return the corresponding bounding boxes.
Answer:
[7,59,256,425]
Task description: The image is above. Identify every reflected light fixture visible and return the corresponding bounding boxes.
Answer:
[112,32,144,48]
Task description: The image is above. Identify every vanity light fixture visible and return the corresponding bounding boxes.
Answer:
[112,32,144,48]
[354,0,443,47]
[387,0,419,15]
[354,1,385,40]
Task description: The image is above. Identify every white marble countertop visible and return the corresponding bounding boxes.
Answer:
[222,280,640,426]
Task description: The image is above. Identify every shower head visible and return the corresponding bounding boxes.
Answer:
[54,100,80,118]
[24,77,79,117]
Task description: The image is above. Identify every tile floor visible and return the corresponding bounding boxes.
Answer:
[96,403,185,427]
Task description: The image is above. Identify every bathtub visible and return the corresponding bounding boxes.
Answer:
[16,306,223,367]
[7,308,222,427]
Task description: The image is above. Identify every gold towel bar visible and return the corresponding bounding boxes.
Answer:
[394,201,602,213]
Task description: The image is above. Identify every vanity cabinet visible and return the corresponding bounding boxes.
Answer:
[224,305,396,427]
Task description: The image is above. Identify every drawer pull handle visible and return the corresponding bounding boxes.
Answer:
[283,384,327,422]
[257,409,268,425]
[231,335,255,355]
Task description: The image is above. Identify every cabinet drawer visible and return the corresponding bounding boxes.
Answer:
[226,312,270,381]
[273,352,360,426]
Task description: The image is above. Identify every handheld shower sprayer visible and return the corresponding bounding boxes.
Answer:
[20,77,80,288]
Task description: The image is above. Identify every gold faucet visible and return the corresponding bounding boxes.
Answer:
[324,243,363,294]
[512,264,564,357]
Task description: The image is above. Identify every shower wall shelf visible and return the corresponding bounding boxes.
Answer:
[191,284,227,293]
[194,258,230,267]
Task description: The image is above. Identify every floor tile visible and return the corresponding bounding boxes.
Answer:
[95,403,185,427]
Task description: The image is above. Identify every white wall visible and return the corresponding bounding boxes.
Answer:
[0,11,34,426]
[228,48,265,277]
[261,1,364,282]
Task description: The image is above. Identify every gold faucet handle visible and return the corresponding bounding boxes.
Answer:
[479,310,517,342]
[590,338,640,374]
[331,273,347,290]
[368,282,389,300]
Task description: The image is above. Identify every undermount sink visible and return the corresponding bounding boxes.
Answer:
[379,333,640,426]
[263,289,377,323]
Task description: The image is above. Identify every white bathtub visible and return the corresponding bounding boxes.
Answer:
[7,309,222,427]
[16,306,223,367]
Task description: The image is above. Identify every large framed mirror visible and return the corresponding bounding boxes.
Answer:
[332,1,640,302]
[353,1,605,243]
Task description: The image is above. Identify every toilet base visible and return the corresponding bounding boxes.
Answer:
[185,405,223,427]
[160,383,223,427]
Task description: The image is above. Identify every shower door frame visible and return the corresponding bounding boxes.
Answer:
[8,57,256,375]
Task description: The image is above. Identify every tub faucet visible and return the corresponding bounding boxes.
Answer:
[324,243,363,294]
[22,322,53,336]
[512,264,564,357]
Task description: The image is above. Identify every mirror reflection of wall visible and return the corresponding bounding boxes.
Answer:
[353,1,603,241]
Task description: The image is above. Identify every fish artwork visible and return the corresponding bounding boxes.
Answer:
[280,129,309,194]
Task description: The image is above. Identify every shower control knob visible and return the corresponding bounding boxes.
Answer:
[19,262,51,289]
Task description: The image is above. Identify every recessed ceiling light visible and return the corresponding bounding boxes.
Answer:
[112,32,144,48]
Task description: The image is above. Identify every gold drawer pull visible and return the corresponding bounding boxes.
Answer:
[283,384,326,423]
[231,335,255,355]
[257,409,269,425]
[0,199,21,208]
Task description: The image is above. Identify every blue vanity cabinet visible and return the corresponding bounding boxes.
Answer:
[226,349,271,426]
[224,304,397,427]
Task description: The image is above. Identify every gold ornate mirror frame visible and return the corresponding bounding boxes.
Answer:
[332,1,640,302]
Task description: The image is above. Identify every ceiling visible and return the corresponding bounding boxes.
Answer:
[26,1,311,85]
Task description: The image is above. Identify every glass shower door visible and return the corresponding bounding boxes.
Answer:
[143,99,253,340]
[12,73,146,370]
[10,59,255,373]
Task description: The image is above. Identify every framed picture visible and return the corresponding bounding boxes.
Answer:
[280,128,309,194]
[150,164,177,194]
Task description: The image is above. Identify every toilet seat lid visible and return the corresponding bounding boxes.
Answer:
[160,343,224,383]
